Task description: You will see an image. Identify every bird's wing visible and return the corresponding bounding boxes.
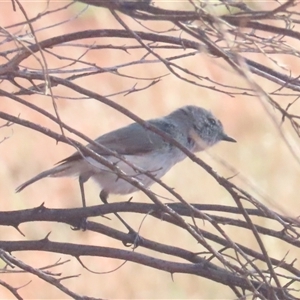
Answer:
[57,120,174,164]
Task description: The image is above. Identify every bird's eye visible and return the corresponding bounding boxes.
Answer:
[208,117,216,125]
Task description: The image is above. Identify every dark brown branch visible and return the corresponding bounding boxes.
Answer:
[0,241,295,299]
[0,249,101,300]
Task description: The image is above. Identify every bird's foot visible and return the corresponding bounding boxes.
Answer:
[71,217,88,231]
[123,228,143,249]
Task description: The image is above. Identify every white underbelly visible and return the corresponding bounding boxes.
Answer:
[51,148,186,195]
[89,149,186,194]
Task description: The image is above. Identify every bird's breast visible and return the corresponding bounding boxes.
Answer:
[188,128,210,152]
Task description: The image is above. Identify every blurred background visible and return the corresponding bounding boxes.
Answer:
[1,1,300,298]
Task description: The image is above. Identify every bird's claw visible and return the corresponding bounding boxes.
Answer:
[122,229,143,248]
[71,218,88,231]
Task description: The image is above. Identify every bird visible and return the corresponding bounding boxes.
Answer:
[16,105,236,221]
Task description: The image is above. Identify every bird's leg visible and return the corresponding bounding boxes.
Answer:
[79,175,88,208]
[100,190,141,248]
[72,175,89,231]
[99,190,132,231]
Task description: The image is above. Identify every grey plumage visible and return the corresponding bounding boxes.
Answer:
[16,106,236,199]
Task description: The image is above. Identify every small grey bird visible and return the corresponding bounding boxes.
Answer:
[16,105,236,207]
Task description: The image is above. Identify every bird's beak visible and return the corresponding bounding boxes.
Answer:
[222,133,236,143]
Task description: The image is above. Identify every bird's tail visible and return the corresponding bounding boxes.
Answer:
[16,163,71,193]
